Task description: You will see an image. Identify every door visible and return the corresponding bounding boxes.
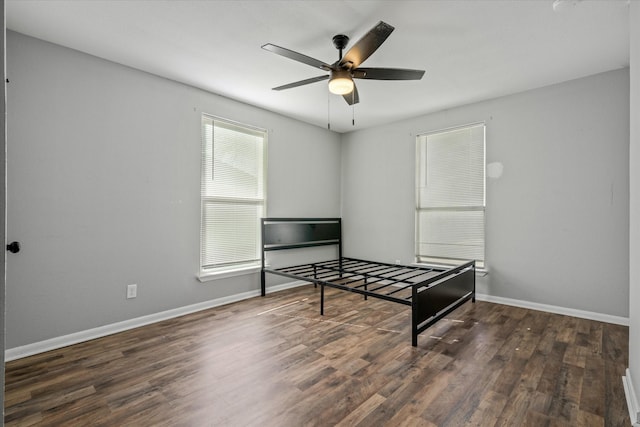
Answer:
[1,0,8,416]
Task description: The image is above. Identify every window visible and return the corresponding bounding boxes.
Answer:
[415,123,485,268]
[200,115,267,278]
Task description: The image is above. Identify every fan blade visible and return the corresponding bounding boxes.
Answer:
[262,44,332,71]
[272,75,329,91]
[352,67,425,80]
[342,84,359,105]
[339,21,394,69]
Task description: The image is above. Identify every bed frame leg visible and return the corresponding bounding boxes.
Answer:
[261,271,266,296]
[313,265,318,288]
[411,289,418,346]
[320,283,325,315]
[472,266,476,303]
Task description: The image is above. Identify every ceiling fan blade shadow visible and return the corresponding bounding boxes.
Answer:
[353,67,425,80]
[339,21,394,69]
[342,84,359,105]
[262,44,333,71]
[272,75,329,91]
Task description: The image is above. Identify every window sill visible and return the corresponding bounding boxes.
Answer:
[475,268,489,277]
[413,262,488,277]
[198,265,261,282]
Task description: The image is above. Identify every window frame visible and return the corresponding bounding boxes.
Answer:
[414,122,486,269]
[199,114,267,281]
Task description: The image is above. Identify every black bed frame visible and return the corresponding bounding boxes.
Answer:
[260,218,476,346]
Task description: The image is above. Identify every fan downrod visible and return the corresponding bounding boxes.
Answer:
[332,34,349,61]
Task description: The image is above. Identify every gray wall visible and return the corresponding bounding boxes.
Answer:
[629,0,640,413]
[5,31,341,349]
[341,68,629,318]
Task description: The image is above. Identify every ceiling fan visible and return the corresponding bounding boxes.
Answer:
[262,21,425,105]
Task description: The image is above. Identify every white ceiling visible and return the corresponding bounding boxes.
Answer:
[6,0,631,133]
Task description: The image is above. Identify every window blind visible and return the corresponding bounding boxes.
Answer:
[200,115,266,273]
[416,123,485,267]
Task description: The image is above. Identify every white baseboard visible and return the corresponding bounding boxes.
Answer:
[5,280,307,362]
[475,293,629,326]
[6,285,629,362]
[623,369,640,426]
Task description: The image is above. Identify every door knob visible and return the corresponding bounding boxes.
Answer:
[6,241,20,253]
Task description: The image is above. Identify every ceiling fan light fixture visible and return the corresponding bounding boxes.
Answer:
[328,70,354,95]
[263,21,424,106]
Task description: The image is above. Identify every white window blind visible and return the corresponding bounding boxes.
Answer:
[416,123,485,268]
[200,115,266,275]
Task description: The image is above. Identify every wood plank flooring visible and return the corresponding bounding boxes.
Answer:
[4,285,630,426]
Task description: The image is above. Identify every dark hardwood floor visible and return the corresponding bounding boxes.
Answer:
[4,285,630,426]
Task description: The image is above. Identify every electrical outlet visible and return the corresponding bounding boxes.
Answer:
[395,259,401,265]
[127,284,137,299]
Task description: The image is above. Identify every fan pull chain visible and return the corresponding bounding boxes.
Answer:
[327,93,331,130]
[352,92,355,126]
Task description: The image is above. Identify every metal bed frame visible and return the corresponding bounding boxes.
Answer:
[260,218,476,346]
